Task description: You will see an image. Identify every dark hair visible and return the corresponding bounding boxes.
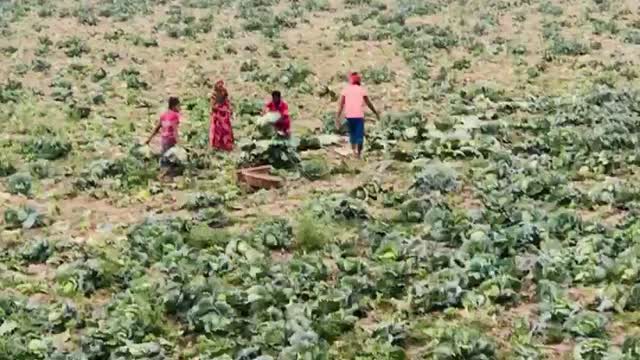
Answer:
[271,91,281,98]
[168,96,180,110]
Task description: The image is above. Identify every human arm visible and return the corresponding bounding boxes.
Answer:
[364,96,380,120]
[145,120,161,145]
[335,95,345,127]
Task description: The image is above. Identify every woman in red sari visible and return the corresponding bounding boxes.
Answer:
[209,80,234,151]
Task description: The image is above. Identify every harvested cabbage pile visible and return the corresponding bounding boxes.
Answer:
[254,112,281,139]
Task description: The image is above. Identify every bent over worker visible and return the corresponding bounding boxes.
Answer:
[264,90,291,138]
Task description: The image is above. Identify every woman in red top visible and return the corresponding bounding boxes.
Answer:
[264,90,291,138]
[209,80,234,151]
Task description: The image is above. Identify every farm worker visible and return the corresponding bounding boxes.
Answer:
[146,96,182,154]
[210,80,234,151]
[264,90,291,138]
[335,72,380,158]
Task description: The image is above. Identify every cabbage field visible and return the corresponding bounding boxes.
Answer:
[3,0,640,359]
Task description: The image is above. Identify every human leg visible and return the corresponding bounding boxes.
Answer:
[159,138,177,178]
[351,144,358,157]
[346,118,357,157]
[347,118,364,158]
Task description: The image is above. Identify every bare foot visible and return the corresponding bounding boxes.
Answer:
[158,169,169,181]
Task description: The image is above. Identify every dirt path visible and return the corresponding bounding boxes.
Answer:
[1,190,155,241]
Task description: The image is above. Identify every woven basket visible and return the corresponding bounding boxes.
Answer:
[236,165,272,182]
[236,165,284,189]
[243,172,284,189]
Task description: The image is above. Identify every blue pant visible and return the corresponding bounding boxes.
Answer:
[346,118,364,145]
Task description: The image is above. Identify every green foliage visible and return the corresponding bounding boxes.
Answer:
[239,0,300,37]
[218,26,235,39]
[184,192,224,210]
[55,257,118,296]
[538,1,563,16]
[193,207,231,229]
[573,338,610,360]
[57,37,90,57]
[119,67,149,90]
[31,58,51,73]
[333,197,369,221]
[50,77,73,102]
[0,155,17,177]
[303,0,330,11]
[0,46,18,56]
[623,30,640,45]
[397,197,432,223]
[451,54,472,68]
[297,134,322,151]
[411,163,460,195]
[236,98,264,116]
[103,51,121,64]
[416,322,497,359]
[295,211,330,251]
[301,157,330,180]
[20,238,53,263]
[92,67,107,82]
[548,36,590,56]
[240,58,259,72]
[563,311,608,338]
[362,65,395,84]
[352,179,384,202]
[130,35,159,47]
[622,336,640,358]
[22,137,71,160]
[157,7,216,38]
[239,139,300,169]
[322,112,348,135]
[590,17,619,35]
[509,318,543,359]
[188,224,230,248]
[74,6,99,26]
[97,0,154,21]
[2,2,640,358]
[6,173,32,196]
[4,205,46,230]
[0,79,25,102]
[254,217,293,249]
[112,342,164,360]
[277,63,313,89]
[73,154,159,191]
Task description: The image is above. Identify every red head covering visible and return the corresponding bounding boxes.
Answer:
[215,80,227,94]
[349,72,361,85]
[213,80,229,102]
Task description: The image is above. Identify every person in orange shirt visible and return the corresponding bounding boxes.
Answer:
[335,72,380,158]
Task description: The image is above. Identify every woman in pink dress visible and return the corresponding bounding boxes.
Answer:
[146,96,181,153]
[209,80,234,151]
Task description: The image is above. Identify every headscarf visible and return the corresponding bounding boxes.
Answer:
[213,80,229,105]
[349,72,361,85]
[214,80,228,97]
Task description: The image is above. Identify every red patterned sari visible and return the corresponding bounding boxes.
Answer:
[209,81,234,151]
